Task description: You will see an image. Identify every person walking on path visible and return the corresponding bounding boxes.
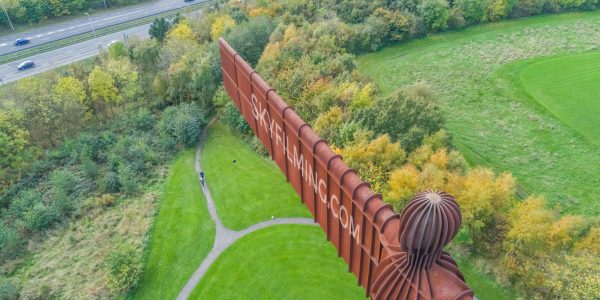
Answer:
[199,171,205,187]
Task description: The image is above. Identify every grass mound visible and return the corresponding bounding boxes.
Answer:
[201,122,310,230]
[189,225,365,300]
[519,52,600,146]
[132,149,215,299]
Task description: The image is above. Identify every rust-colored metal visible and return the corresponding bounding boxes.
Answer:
[218,38,474,300]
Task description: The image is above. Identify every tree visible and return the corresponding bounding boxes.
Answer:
[88,66,120,118]
[51,77,86,139]
[455,0,486,24]
[224,16,275,66]
[314,106,344,146]
[503,196,590,297]
[102,58,139,102]
[385,164,420,210]
[418,0,450,31]
[357,84,444,151]
[158,102,207,147]
[149,17,172,42]
[211,15,236,40]
[107,41,128,59]
[12,77,58,147]
[487,0,517,21]
[0,107,32,192]
[371,8,418,43]
[130,38,160,72]
[339,135,406,192]
[168,21,196,41]
[446,167,515,249]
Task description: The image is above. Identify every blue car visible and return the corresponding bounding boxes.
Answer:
[17,61,35,70]
[14,38,30,46]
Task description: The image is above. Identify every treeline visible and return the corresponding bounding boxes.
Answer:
[0,0,150,26]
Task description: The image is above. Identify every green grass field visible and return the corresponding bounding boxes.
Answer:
[131,149,215,299]
[189,225,366,300]
[519,52,600,146]
[201,122,311,230]
[358,11,600,215]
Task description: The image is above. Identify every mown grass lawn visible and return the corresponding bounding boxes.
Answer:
[131,149,215,300]
[201,122,311,230]
[189,225,365,300]
[357,11,600,215]
[518,52,600,146]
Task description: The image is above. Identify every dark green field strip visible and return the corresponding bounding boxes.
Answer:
[0,1,212,65]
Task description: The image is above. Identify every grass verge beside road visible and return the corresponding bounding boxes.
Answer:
[201,122,311,230]
[189,225,365,300]
[131,149,215,299]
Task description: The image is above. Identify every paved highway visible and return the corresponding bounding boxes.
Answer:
[0,24,150,84]
[0,0,201,56]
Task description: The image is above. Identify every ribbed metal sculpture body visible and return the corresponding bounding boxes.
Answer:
[218,38,473,300]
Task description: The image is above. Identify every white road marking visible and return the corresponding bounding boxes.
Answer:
[0,43,7,46]
[36,34,43,37]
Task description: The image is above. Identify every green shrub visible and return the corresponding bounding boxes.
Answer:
[447,8,467,29]
[118,165,137,196]
[158,103,207,147]
[334,0,378,23]
[104,171,121,193]
[49,169,80,217]
[224,16,276,66]
[455,0,486,23]
[23,201,56,232]
[0,224,24,262]
[97,194,116,207]
[108,42,128,59]
[221,101,250,134]
[8,189,43,219]
[349,16,387,53]
[418,0,450,31]
[512,0,546,16]
[0,276,19,300]
[357,84,444,152]
[105,246,142,293]
[371,8,421,43]
[487,0,517,21]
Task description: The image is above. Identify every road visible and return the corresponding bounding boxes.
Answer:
[0,4,205,85]
[0,24,150,84]
[0,0,200,56]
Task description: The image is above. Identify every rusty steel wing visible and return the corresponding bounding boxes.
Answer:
[218,38,474,300]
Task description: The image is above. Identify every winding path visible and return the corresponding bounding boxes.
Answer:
[176,121,316,300]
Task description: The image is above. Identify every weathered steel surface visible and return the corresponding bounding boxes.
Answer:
[218,38,474,300]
